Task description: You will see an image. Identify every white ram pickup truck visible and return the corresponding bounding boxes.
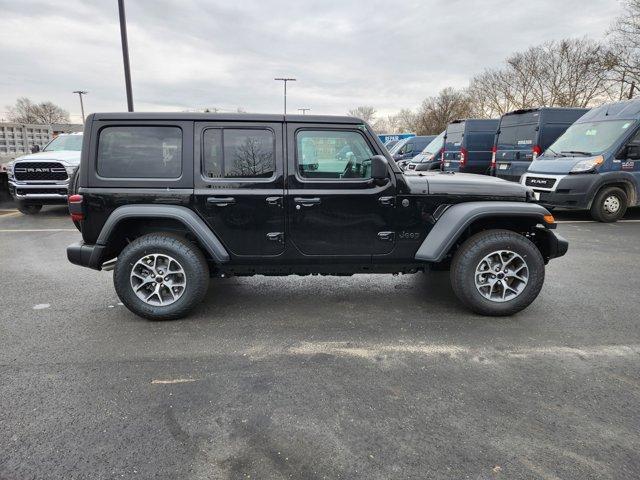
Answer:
[7,132,82,214]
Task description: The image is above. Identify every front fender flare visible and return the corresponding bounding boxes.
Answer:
[414,201,552,263]
[96,204,230,263]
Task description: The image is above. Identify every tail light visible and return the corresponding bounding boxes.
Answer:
[68,194,84,222]
[491,145,497,169]
[459,147,468,168]
[532,145,542,160]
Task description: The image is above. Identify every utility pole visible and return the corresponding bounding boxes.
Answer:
[73,90,88,122]
[274,78,296,114]
[298,108,311,115]
[118,0,134,111]
[629,81,636,100]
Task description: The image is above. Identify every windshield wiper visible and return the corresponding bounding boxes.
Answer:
[545,148,560,157]
[561,150,592,157]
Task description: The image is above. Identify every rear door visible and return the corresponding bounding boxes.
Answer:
[286,123,397,257]
[465,130,498,175]
[442,124,464,171]
[193,122,285,257]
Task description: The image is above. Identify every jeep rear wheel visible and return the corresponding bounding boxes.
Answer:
[450,229,545,316]
[590,186,627,222]
[17,204,42,215]
[114,234,209,320]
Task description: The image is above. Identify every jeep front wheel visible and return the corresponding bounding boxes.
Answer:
[114,234,209,320]
[590,186,627,222]
[450,230,545,316]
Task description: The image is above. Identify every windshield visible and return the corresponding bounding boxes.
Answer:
[43,135,83,152]
[421,132,445,156]
[388,139,408,155]
[546,120,634,156]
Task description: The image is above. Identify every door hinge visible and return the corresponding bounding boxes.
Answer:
[267,232,285,244]
[377,231,395,242]
[378,196,395,206]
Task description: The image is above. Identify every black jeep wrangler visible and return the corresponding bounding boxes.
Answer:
[67,113,567,320]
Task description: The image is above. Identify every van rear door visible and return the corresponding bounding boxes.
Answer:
[495,113,538,182]
[442,123,464,172]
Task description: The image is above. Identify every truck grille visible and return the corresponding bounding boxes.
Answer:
[14,162,68,181]
[525,176,556,189]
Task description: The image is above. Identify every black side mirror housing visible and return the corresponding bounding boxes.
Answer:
[371,155,389,180]
[31,144,40,154]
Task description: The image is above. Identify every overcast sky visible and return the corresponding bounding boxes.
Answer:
[0,0,623,122]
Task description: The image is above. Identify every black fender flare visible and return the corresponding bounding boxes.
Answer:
[96,204,230,263]
[414,201,553,263]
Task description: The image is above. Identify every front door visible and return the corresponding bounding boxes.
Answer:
[286,124,397,258]
[193,122,285,257]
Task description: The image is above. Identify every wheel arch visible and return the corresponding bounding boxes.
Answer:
[587,173,638,208]
[96,205,230,265]
[415,201,555,264]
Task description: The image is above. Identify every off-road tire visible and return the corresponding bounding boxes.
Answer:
[450,229,545,316]
[17,204,42,215]
[590,186,627,223]
[114,233,209,320]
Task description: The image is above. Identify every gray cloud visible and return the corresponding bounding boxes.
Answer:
[0,0,621,122]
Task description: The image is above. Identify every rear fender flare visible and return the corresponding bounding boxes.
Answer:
[96,204,230,263]
[415,201,552,263]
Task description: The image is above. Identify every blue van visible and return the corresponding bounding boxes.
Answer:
[392,135,436,170]
[493,108,589,182]
[522,99,640,222]
[442,119,499,174]
[405,131,445,172]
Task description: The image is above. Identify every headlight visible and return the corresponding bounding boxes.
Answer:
[5,161,15,179]
[570,156,604,173]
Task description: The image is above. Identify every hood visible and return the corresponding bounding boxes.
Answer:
[404,171,530,198]
[14,150,81,165]
[527,155,595,174]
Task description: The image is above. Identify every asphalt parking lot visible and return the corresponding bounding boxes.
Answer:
[1,203,639,480]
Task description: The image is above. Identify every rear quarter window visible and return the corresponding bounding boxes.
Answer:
[97,126,182,178]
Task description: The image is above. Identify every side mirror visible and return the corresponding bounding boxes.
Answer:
[627,144,640,160]
[31,144,40,153]
[371,155,389,180]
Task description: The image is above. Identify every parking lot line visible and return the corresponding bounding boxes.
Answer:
[0,228,77,232]
[556,219,640,224]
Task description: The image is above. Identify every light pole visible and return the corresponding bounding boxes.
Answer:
[73,90,88,122]
[118,0,134,111]
[274,77,296,114]
[298,108,311,115]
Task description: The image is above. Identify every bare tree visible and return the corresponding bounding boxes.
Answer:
[347,105,377,123]
[414,88,474,135]
[6,97,70,124]
[230,137,274,177]
[608,0,640,99]
[469,38,614,117]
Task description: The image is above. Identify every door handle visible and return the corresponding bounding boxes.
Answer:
[294,197,321,207]
[207,196,236,207]
[266,196,283,207]
[378,196,395,206]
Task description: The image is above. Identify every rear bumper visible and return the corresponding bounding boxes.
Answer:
[67,241,106,270]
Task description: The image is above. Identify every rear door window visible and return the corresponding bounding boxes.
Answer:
[445,127,463,152]
[97,126,182,178]
[466,132,496,151]
[202,128,275,179]
[497,124,537,151]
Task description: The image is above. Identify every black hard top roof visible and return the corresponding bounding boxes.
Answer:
[577,99,640,122]
[89,112,365,124]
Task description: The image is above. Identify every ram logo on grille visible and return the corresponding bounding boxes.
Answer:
[525,177,556,189]
[14,162,68,181]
